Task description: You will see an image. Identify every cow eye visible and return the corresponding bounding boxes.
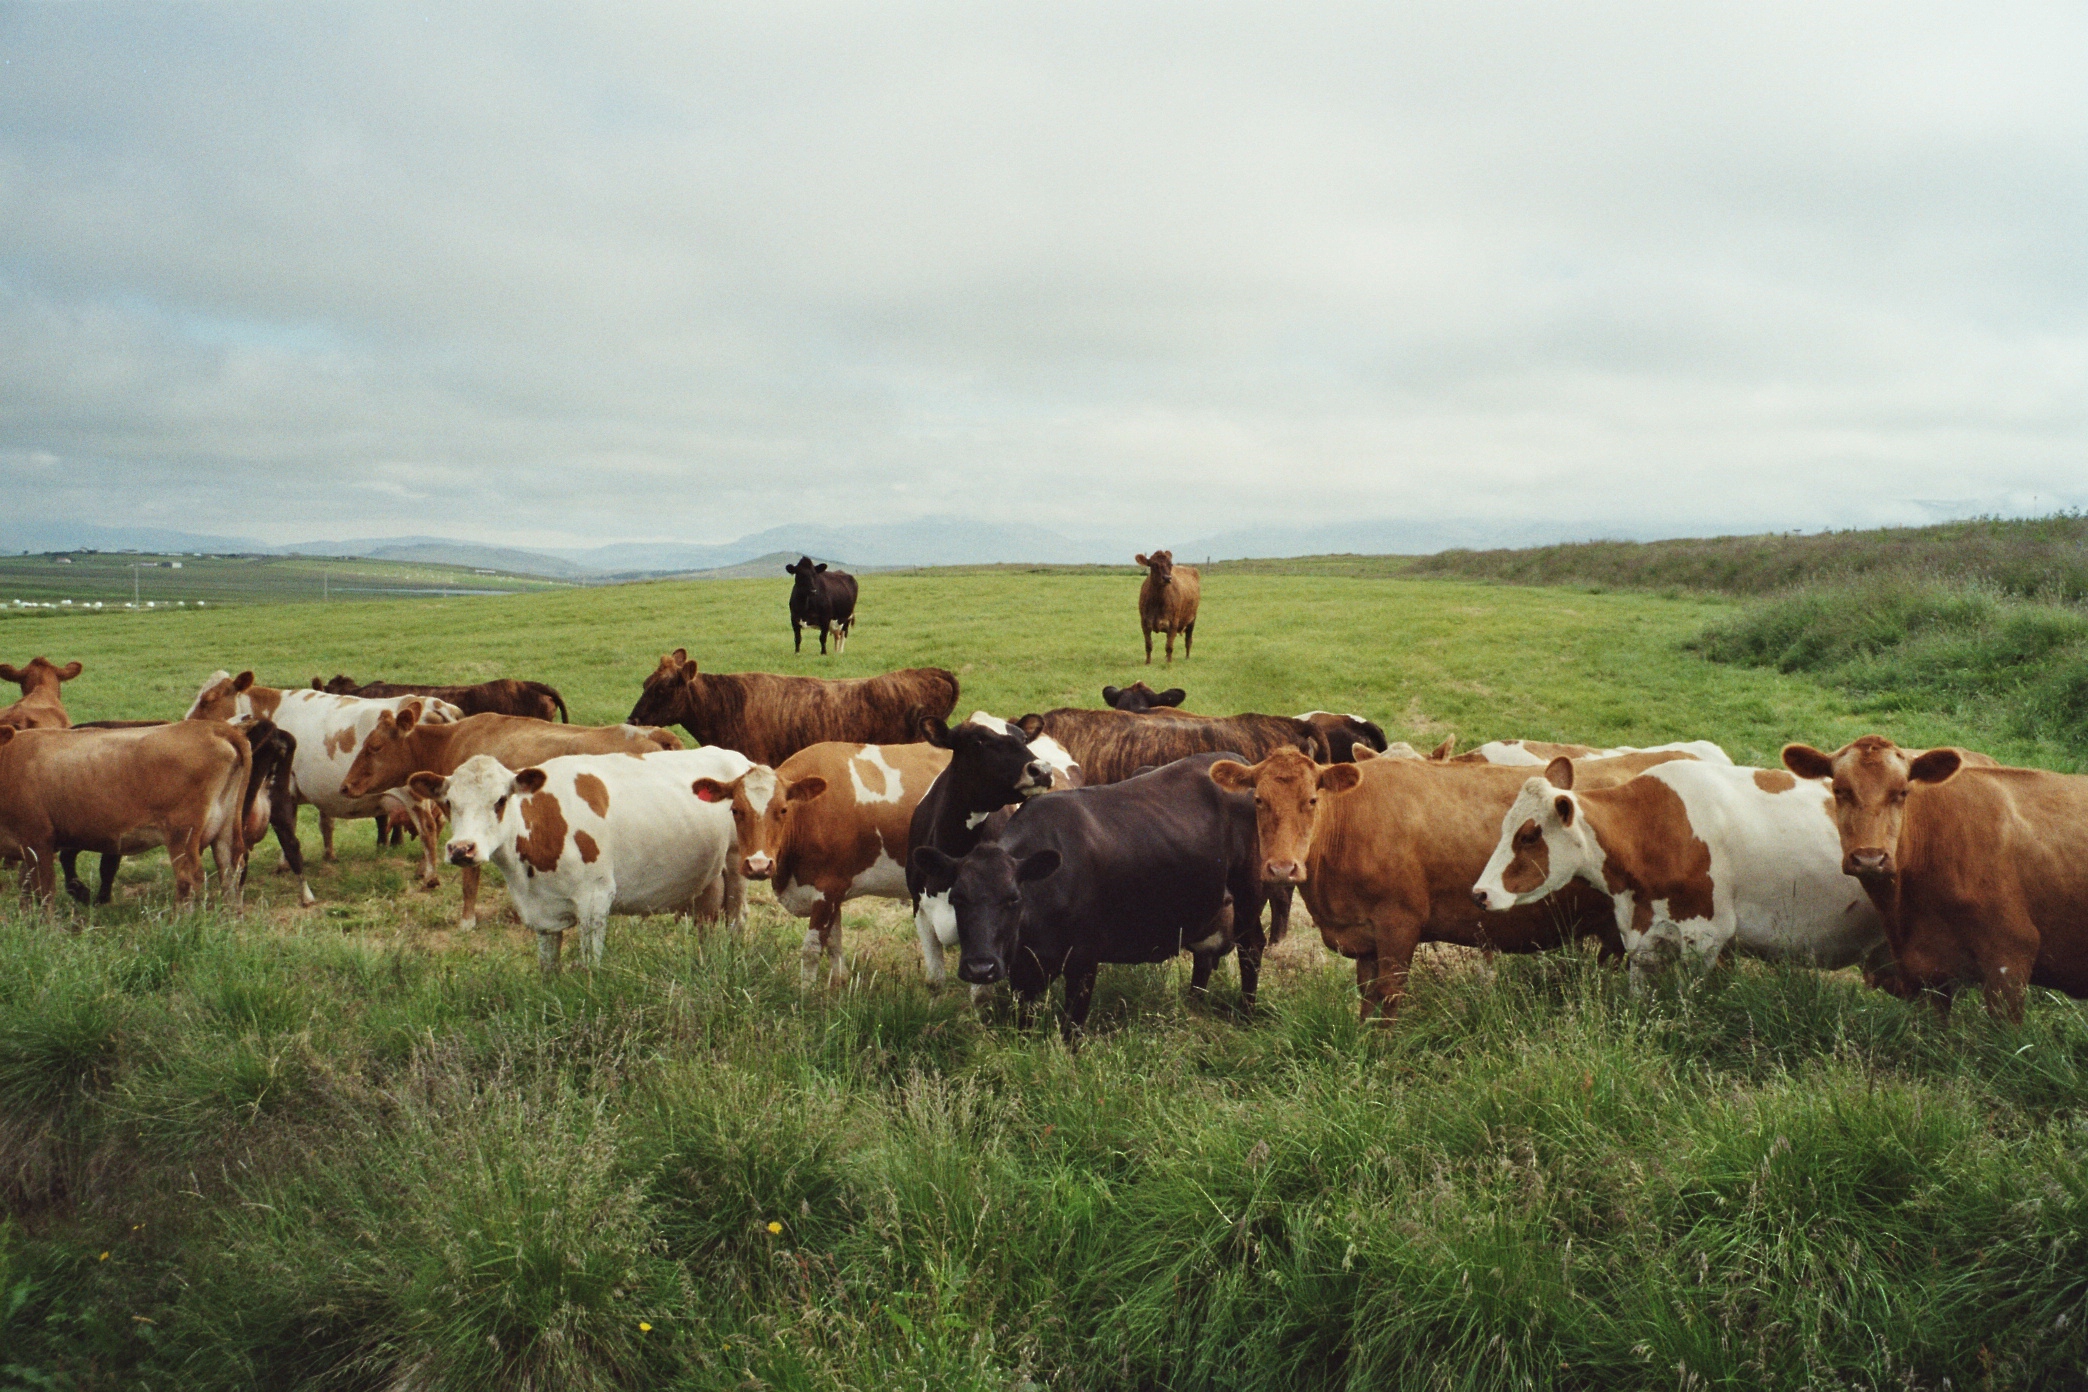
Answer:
[1833,789,1852,804]
[1890,790,1907,804]
[494,797,509,817]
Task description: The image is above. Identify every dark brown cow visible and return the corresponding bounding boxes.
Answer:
[1135,551,1201,664]
[1208,747,1697,1021]
[1100,684,1387,764]
[0,722,253,906]
[1782,735,2084,1021]
[786,556,859,656]
[1014,706,1327,786]
[315,674,570,723]
[627,649,958,767]
[0,657,82,730]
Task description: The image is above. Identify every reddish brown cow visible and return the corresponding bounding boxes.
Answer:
[1016,706,1326,786]
[626,650,958,767]
[0,657,82,730]
[0,722,253,906]
[315,674,570,722]
[1782,735,2084,1021]
[1135,551,1201,664]
[1209,747,1696,1020]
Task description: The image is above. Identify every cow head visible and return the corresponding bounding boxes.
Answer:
[186,669,256,720]
[0,656,83,698]
[1471,757,1592,911]
[412,754,544,869]
[340,703,428,799]
[691,765,829,879]
[910,842,1060,985]
[923,714,1054,804]
[628,648,695,727]
[785,555,828,584]
[1782,735,1962,881]
[1208,746,1362,884]
[313,674,360,694]
[1102,682,1187,712]
[1135,550,1177,585]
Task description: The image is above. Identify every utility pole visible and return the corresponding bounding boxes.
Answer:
[323,567,329,601]
[132,563,140,607]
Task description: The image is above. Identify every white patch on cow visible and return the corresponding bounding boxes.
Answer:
[846,847,908,901]
[965,710,1016,734]
[964,810,993,830]
[776,878,825,917]
[922,888,960,947]
[741,765,778,816]
[1026,734,1078,781]
[1186,930,1227,952]
[848,746,906,805]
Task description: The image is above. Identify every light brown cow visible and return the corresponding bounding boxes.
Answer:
[338,706,682,926]
[1782,735,2084,1021]
[1135,551,1201,664]
[0,722,253,906]
[0,657,82,730]
[1209,746,1697,1021]
[694,741,952,986]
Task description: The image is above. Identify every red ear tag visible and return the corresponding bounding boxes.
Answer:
[695,785,723,802]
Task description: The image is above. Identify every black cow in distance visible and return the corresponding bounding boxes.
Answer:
[786,556,859,655]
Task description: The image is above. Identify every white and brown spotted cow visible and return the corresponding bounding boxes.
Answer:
[694,740,953,986]
[1471,756,1888,988]
[413,747,753,972]
[1444,737,1734,767]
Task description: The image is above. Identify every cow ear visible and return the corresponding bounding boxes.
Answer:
[1430,735,1456,760]
[911,846,960,880]
[920,715,953,748]
[233,671,255,692]
[394,704,419,731]
[1101,685,1123,707]
[1017,849,1061,882]
[0,726,15,747]
[785,776,828,804]
[1134,553,1150,567]
[1781,744,1834,780]
[56,662,82,681]
[815,563,827,573]
[1319,763,1363,793]
[691,778,735,803]
[1545,756,1575,790]
[1017,714,1045,739]
[1351,745,1379,762]
[670,647,688,665]
[1209,759,1255,791]
[513,768,549,795]
[312,677,325,689]
[1157,688,1186,707]
[407,771,448,802]
[1554,795,1576,826]
[1908,748,1963,785]
[0,664,19,682]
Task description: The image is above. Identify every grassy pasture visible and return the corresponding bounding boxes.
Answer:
[5,571,2088,1389]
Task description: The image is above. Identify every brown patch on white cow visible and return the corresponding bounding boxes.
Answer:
[1499,819,1551,894]
[1753,768,1797,794]
[325,724,359,759]
[573,773,611,817]
[1596,776,1714,935]
[516,793,568,873]
[573,828,601,864]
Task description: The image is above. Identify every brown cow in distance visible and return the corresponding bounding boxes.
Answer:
[315,674,570,722]
[1015,706,1326,786]
[0,656,82,730]
[627,650,959,768]
[1101,682,1388,764]
[1782,735,2084,1022]
[1136,551,1200,664]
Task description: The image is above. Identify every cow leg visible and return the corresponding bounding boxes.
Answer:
[273,800,315,906]
[320,812,338,863]
[916,901,949,985]
[823,896,847,986]
[168,826,204,908]
[211,816,247,909]
[1235,887,1268,1016]
[21,840,60,909]
[536,928,566,974]
[720,870,746,931]
[1183,621,1194,658]
[1144,628,1154,665]
[1267,882,1293,945]
[1358,920,1423,1022]
[59,850,91,906]
[1165,629,1176,664]
[411,806,442,889]
[576,894,613,969]
[1189,951,1216,994]
[799,900,828,986]
[458,864,482,930]
[793,619,804,654]
[95,854,121,905]
[1061,961,1099,1046]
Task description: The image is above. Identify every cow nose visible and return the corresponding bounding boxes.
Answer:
[741,854,774,880]
[958,957,1003,985]
[1025,761,1050,787]
[447,842,476,866]
[1847,848,1891,875]
[1265,859,1304,884]
[1472,888,1491,909]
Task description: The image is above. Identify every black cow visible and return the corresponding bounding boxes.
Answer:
[909,753,1271,1042]
[1295,711,1389,763]
[59,718,309,907]
[1101,682,1188,713]
[786,556,859,656]
[905,715,1061,986]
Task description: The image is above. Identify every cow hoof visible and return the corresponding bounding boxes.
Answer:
[298,884,316,907]
[458,917,478,931]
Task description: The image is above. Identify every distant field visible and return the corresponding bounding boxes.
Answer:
[5,571,2085,1389]
[0,550,576,607]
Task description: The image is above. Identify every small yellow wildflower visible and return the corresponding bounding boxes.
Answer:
[638,1322,653,1333]
[99,1251,110,1261]
[767,1221,783,1235]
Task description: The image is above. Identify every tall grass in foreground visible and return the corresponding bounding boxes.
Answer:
[5,907,2087,1390]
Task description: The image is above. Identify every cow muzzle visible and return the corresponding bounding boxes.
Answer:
[741,853,775,880]
[1845,848,1893,877]
[1018,762,1051,795]
[447,842,481,867]
[958,955,1005,986]
[1264,858,1306,885]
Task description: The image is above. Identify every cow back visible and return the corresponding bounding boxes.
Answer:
[1023,707,1324,785]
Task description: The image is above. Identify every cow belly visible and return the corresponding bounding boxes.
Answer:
[845,848,908,902]
[776,879,826,917]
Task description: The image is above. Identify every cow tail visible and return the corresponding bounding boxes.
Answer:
[222,729,261,849]
[547,685,570,723]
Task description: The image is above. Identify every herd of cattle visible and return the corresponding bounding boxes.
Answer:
[3,642,2085,1036]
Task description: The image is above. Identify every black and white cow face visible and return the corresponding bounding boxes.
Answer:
[911,843,1060,985]
[921,715,1052,803]
[1101,683,1188,713]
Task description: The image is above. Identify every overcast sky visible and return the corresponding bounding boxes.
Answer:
[2,2,2083,552]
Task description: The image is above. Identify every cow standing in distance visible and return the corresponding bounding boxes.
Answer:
[786,556,859,655]
[694,740,953,986]
[1,657,82,730]
[1135,551,1200,664]
[1782,735,2085,1022]
[627,650,957,767]
[1470,755,1891,989]
[315,675,570,723]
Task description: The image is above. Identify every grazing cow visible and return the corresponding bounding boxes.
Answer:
[1208,747,1700,1021]
[1443,737,1733,767]
[1781,736,2085,1021]
[338,706,681,925]
[693,741,953,986]
[185,670,464,865]
[1015,706,1326,786]
[626,650,958,767]
[1135,550,1201,664]
[906,714,1082,986]
[0,723,253,907]
[314,675,570,723]
[411,748,753,972]
[786,556,860,656]
[910,754,1271,1042]
[0,657,82,730]
[1470,756,1890,988]
[59,718,308,907]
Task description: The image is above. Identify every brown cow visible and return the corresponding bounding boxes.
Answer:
[1015,707,1327,786]
[0,722,253,907]
[0,657,82,730]
[315,674,570,723]
[1208,747,1698,1021]
[1781,735,2081,1021]
[694,741,952,985]
[338,706,681,925]
[1136,550,1201,664]
[626,650,958,767]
